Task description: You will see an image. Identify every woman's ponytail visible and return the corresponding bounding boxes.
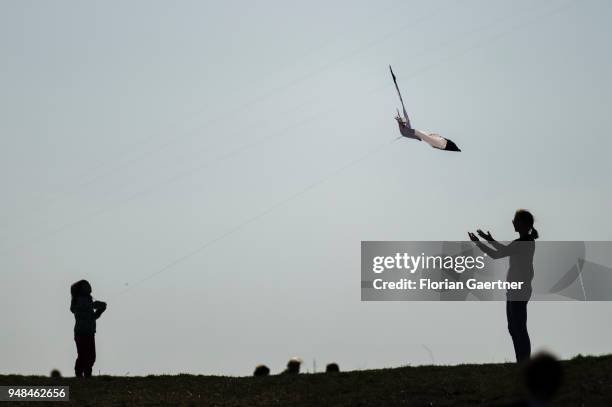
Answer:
[530,227,539,240]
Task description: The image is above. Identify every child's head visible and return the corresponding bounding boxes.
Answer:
[524,352,562,401]
[513,209,538,239]
[71,280,92,298]
[285,357,302,374]
[253,364,270,377]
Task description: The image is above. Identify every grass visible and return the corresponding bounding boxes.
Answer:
[1,354,611,406]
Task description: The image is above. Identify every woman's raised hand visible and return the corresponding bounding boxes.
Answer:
[468,232,480,242]
[477,229,494,242]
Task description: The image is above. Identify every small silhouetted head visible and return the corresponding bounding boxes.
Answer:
[524,352,562,401]
[70,280,92,311]
[513,209,538,240]
[326,363,340,373]
[253,364,270,377]
[71,280,92,297]
[285,357,302,374]
[50,369,62,378]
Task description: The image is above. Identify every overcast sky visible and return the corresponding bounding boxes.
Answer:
[1,0,611,376]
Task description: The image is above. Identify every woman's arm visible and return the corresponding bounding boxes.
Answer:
[469,232,515,259]
[476,241,508,259]
[477,230,506,251]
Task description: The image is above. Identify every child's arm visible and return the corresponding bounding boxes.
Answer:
[71,296,92,314]
[93,301,107,319]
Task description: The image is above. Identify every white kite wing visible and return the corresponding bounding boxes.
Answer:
[414,130,461,152]
[415,130,447,149]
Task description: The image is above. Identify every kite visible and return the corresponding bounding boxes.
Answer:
[390,66,461,152]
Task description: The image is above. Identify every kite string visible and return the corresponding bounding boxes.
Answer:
[403,0,578,79]
[0,89,370,256]
[112,136,400,299]
[0,0,557,236]
[111,0,581,298]
[0,0,578,256]
[0,2,449,229]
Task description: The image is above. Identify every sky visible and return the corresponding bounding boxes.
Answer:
[1,0,611,376]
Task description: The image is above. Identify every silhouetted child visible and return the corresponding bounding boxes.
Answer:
[282,357,302,374]
[70,280,106,377]
[326,363,340,373]
[469,209,538,363]
[504,352,562,407]
[253,364,270,376]
[523,353,562,405]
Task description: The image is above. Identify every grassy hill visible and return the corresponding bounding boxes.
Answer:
[1,355,611,406]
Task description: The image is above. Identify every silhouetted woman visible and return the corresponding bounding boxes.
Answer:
[468,209,538,363]
[70,280,107,377]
